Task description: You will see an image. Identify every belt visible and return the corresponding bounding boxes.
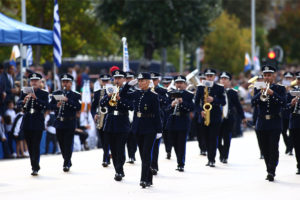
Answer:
[259,114,280,120]
[173,112,188,117]
[108,111,128,116]
[136,112,155,118]
[58,117,75,121]
[27,108,36,114]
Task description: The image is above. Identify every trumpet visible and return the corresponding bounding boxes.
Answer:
[260,82,270,102]
[109,86,120,107]
[203,86,212,126]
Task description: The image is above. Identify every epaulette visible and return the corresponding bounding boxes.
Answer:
[73,90,81,95]
[151,90,158,95]
[230,88,238,92]
[42,89,49,93]
[217,83,224,87]
[94,89,101,93]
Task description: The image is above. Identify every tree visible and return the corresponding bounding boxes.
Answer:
[268,3,300,63]
[0,0,121,65]
[203,12,251,74]
[96,0,221,63]
[222,0,270,27]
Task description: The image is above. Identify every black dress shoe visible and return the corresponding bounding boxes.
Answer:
[289,151,293,156]
[31,171,38,176]
[266,173,274,182]
[166,152,171,160]
[127,158,135,164]
[146,182,152,187]
[63,167,70,172]
[151,168,158,175]
[206,162,210,166]
[201,151,207,156]
[140,181,147,188]
[114,174,122,181]
[102,162,108,167]
[209,162,215,167]
[176,167,184,172]
[222,159,228,164]
[296,169,300,175]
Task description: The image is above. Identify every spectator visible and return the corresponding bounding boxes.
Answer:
[75,112,89,151]
[44,110,57,154]
[0,115,12,158]
[0,63,6,115]
[2,65,18,105]
[46,71,54,92]
[11,108,28,158]
[81,66,90,88]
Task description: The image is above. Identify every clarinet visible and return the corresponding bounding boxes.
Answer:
[57,87,66,120]
[293,96,300,114]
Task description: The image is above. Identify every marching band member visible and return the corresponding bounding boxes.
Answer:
[195,68,225,167]
[166,75,194,172]
[251,64,286,181]
[50,74,81,172]
[91,74,111,167]
[150,72,169,175]
[281,72,295,155]
[18,72,49,176]
[251,75,265,159]
[218,72,246,164]
[161,76,174,159]
[287,71,300,175]
[123,72,162,188]
[125,71,137,164]
[100,70,133,181]
[196,72,207,155]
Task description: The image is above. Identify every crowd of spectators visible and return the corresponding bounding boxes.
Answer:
[1,62,299,159]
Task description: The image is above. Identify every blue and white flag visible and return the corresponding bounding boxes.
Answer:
[26,45,33,66]
[53,0,62,67]
[122,37,130,72]
[244,53,252,72]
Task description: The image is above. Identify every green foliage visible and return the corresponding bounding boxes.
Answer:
[0,0,120,65]
[222,0,270,27]
[96,0,222,60]
[268,4,300,63]
[203,11,251,74]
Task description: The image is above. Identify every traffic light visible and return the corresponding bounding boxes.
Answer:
[268,51,276,60]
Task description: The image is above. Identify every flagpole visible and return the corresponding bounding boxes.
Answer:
[251,0,256,72]
[20,0,26,88]
[53,63,57,90]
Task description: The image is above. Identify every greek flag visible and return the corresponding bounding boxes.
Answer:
[26,45,33,66]
[53,0,62,67]
[122,37,130,72]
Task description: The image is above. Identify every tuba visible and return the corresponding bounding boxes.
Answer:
[186,69,201,92]
[203,86,212,126]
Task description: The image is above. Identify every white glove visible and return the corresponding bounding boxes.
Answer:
[156,133,162,139]
[128,79,138,86]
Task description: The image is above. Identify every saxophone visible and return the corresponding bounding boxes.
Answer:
[203,86,212,126]
[96,87,108,129]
